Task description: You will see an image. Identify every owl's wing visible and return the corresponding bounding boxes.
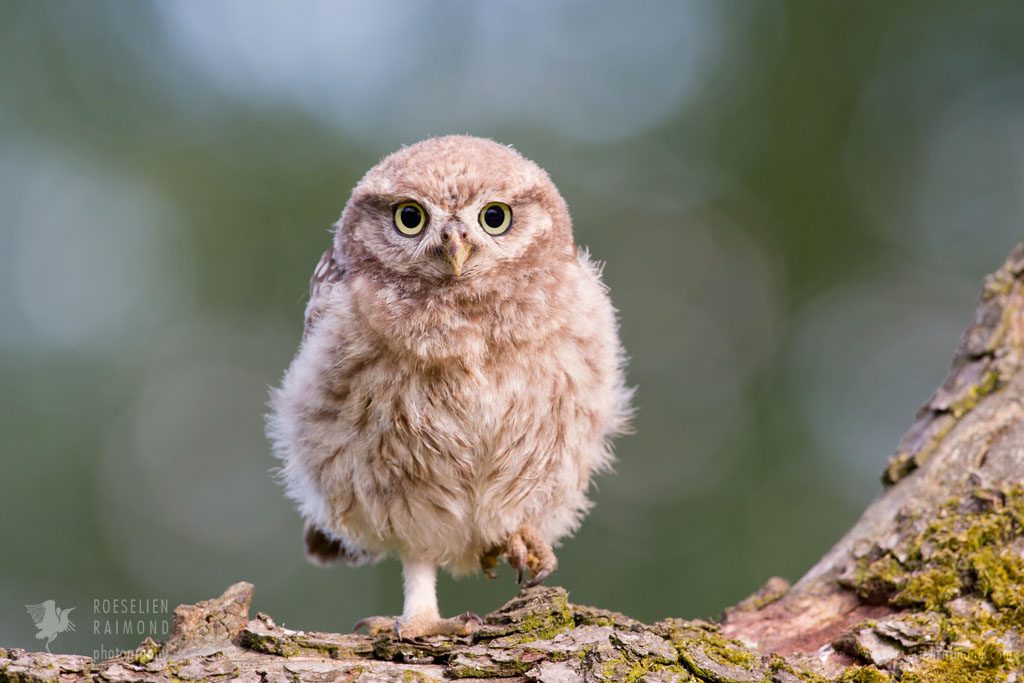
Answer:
[303,247,345,339]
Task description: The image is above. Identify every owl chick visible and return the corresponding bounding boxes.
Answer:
[268,135,631,638]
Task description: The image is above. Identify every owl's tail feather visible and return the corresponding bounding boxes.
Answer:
[303,521,379,567]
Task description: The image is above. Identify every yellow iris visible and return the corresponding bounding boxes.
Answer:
[479,202,512,235]
[394,201,426,236]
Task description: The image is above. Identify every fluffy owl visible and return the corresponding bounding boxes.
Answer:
[268,135,631,638]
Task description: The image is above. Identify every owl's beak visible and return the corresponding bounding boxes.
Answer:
[441,231,472,276]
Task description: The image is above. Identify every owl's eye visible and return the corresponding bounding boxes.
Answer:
[479,202,512,236]
[394,202,427,236]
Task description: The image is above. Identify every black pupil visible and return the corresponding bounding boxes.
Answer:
[484,206,505,229]
[399,206,421,229]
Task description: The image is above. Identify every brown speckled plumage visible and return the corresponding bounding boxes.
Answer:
[267,136,631,637]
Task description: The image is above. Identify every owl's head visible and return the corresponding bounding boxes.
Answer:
[335,136,575,288]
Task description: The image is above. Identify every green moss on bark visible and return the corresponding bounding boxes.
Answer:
[838,665,892,683]
[845,488,1024,679]
[900,640,1021,683]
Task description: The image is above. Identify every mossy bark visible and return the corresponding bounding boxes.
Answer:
[4,244,1024,683]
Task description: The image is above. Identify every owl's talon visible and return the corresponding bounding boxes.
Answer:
[525,567,552,588]
[505,525,558,587]
[480,547,501,579]
[353,615,400,636]
[504,531,529,585]
[458,611,483,625]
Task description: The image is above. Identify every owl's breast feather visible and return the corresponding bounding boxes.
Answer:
[273,256,627,565]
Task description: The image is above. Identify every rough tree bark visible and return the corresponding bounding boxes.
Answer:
[4,244,1024,683]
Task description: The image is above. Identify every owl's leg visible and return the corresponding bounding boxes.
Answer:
[353,560,481,638]
[504,526,558,587]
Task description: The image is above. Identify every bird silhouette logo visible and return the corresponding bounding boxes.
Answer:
[25,600,75,653]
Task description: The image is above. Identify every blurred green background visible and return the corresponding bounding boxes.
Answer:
[2,0,1023,657]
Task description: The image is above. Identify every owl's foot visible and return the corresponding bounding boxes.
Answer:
[352,615,397,636]
[398,612,482,639]
[504,526,558,587]
[480,546,502,579]
[353,612,482,639]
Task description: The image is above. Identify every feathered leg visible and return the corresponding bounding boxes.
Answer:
[353,560,481,638]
